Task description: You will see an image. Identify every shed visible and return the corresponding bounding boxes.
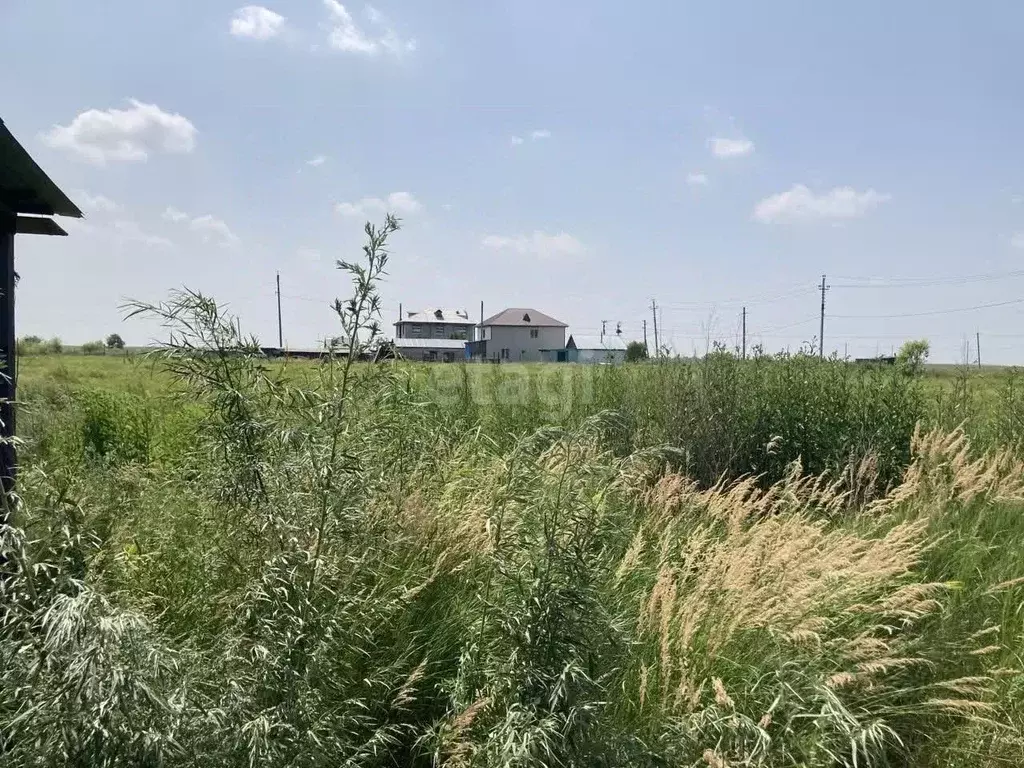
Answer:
[566,334,628,364]
[0,118,82,498]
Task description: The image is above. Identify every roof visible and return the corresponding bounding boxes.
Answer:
[480,308,567,328]
[397,308,473,325]
[393,338,467,350]
[568,334,628,351]
[0,119,82,218]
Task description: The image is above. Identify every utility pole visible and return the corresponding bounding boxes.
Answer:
[818,274,828,359]
[601,319,607,342]
[976,331,982,369]
[741,306,747,360]
[276,271,283,348]
[651,299,660,358]
[397,302,403,339]
[643,319,648,350]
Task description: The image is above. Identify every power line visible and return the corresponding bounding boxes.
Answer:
[758,316,818,334]
[833,267,1024,288]
[831,297,1024,319]
[662,286,815,310]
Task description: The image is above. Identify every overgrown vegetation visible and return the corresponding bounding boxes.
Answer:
[3,218,1023,766]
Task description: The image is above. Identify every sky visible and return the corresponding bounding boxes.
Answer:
[4,0,1024,362]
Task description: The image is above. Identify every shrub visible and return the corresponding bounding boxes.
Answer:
[625,340,648,362]
[106,333,126,349]
[78,389,152,465]
[81,340,106,355]
[898,338,930,374]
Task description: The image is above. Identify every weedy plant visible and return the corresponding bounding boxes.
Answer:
[2,215,1023,766]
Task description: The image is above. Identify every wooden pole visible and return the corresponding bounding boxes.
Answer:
[741,306,747,360]
[819,274,827,359]
[651,299,660,358]
[0,219,16,499]
[276,272,283,348]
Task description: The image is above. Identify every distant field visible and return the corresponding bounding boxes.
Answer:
[7,344,1024,765]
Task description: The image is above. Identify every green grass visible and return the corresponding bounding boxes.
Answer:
[5,263,1024,768]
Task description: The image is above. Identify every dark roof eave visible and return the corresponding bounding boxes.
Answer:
[0,118,83,219]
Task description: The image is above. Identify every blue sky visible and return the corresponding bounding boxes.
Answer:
[4,0,1024,362]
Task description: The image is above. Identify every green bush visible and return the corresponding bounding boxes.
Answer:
[81,340,106,355]
[77,389,152,465]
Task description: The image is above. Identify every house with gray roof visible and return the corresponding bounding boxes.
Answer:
[466,308,567,362]
[393,307,473,362]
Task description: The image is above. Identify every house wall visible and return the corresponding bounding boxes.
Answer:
[485,325,565,362]
[395,344,464,362]
[396,322,473,340]
[576,348,626,365]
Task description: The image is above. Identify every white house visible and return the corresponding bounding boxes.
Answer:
[467,308,567,362]
[393,307,473,362]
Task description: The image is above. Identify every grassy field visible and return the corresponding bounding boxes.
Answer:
[4,278,1024,765]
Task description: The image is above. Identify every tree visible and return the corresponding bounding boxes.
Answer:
[896,339,929,374]
[106,333,126,349]
[625,340,649,362]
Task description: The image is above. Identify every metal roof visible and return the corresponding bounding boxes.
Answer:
[0,119,82,218]
[480,307,567,328]
[397,308,473,325]
[568,334,628,351]
[393,338,467,350]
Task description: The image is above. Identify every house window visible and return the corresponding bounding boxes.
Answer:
[530,329,539,339]
[411,324,422,337]
[501,348,510,360]
[434,325,445,338]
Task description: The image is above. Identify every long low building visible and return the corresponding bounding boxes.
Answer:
[393,337,466,362]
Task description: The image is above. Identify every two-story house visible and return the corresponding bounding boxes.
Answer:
[466,308,567,362]
[393,308,473,362]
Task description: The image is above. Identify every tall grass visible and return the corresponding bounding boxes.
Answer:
[3,219,1023,765]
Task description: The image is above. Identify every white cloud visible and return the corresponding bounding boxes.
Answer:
[75,190,121,213]
[230,6,285,40]
[162,208,240,246]
[162,207,189,223]
[112,220,173,248]
[190,215,240,246]
[1013,195,1024,205]
[43,100,197,165]
[323,0,415,55]
[512,130,550,146]
[306,154,328,167]
[686,172,709,186]
[708,136,754,158]
[752,184,891,224]
[481,231,587,259]
[335,191,422,217]
[1012,232,1024,249]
